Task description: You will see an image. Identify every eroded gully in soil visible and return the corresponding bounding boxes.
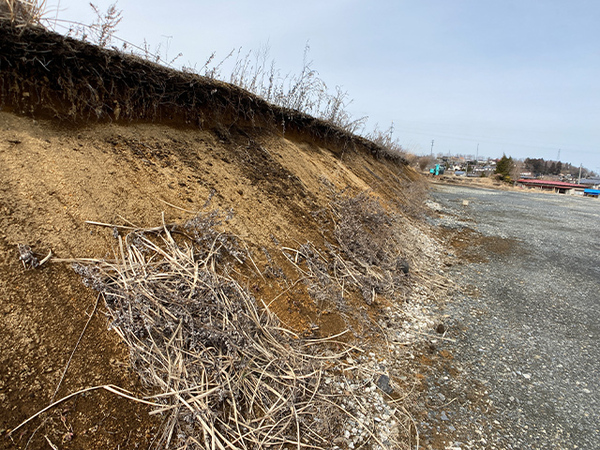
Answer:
[418,185,600,450]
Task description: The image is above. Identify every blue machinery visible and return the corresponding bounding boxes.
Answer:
[429,164,445,176]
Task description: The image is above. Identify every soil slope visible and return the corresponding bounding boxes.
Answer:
[0,22,444,450]
[0,115,433,448]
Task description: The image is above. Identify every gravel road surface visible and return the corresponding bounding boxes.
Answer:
[420,185,600,449]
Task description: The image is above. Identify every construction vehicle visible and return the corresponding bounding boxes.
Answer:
[429,164,445,176]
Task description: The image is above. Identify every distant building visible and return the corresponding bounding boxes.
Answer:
[579,179,600,189]
[516,179,586,195]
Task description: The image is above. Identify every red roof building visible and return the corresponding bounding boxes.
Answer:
[516,179,585,194]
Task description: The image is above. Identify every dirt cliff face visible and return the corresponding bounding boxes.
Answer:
[0,20,443,450]
[0,111,431,448]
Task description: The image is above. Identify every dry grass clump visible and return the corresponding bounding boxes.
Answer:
[73,210,361,449]
[212,44,368,135]
[0,0,46,26]
[285,190,410,312]
[365,123,408,165]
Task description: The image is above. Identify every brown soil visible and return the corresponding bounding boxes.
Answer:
[430,174,515,191]
[445,227,521,264]
[0,110,426,449]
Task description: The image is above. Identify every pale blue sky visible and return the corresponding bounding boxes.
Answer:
[49,1,600,172]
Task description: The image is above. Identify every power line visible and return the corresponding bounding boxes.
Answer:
[396,126,597,155]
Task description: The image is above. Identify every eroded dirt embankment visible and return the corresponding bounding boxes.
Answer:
[0,18,457,450]
[0,109,447,449]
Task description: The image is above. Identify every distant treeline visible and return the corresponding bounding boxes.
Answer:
[523,158,595,178]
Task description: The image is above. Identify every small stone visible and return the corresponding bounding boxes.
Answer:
[397,259,410,274]
[376,374,394,395]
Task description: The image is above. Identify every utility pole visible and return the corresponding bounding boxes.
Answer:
[476,143,479,162]
[430,140,434,158]
[557,149,561,161]
[578,164,582,184]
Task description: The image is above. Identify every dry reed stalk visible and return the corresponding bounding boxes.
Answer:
[50,294,101,402]
[10,384,164,436]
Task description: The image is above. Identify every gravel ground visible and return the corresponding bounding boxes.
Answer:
[420,185,600,449]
